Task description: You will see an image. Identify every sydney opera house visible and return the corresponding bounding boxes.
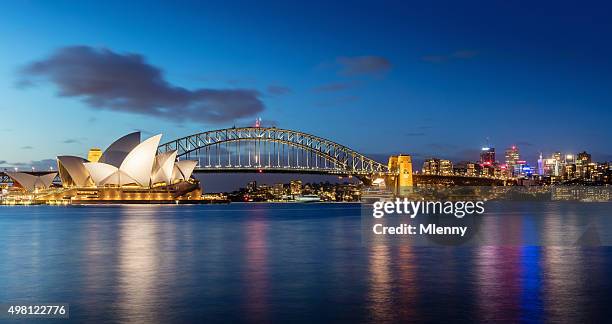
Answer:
[2,132,202,204]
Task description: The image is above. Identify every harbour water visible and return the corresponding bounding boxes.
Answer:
[1,203,612,323]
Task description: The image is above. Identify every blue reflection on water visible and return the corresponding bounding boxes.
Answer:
[0,203,611,323]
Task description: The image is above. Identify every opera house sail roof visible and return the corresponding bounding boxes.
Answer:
[5,172,58,191]
[54,132,197,189]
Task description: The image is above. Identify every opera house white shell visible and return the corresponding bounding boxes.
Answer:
[5,172,58,191]
[57,132,197,189]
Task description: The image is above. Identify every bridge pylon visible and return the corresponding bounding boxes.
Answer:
[385,154,413,196]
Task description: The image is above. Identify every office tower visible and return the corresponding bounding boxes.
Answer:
[480,147,495,165]
[422,158,453,176]
[505,146,520,175]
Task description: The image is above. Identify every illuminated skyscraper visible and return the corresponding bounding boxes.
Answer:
[537,153,544,176]
[504,145,520,175]
[480,147,495,165]
[577,151,592,179]
[422,158,453,176]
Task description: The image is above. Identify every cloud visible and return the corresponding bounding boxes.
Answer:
[313,82,355,93]
[336,56,391,76]
[18,46,265,123]
[0,160,7,165]
[20,146,33,150]
[6,159,57,170]
[267,85,291,96]
[62,138,80,144]
[422,49,479,63]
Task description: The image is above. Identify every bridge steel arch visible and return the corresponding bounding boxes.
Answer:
[158,127,391,176]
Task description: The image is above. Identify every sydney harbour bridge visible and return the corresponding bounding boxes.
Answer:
[1,126,504,188]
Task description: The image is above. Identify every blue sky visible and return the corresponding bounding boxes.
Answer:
[1,0,611,171]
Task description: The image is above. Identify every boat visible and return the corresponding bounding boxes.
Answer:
[361,188,395,203]
[295,194,321,202]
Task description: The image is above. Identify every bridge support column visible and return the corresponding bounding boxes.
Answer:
[387,154,413,196]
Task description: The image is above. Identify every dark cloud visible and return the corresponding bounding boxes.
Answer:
[6,159,57,171]
[422,49,479,63]
[0,160,7,165]
[18,46,265,123]
[313,82,355,92]
[62,138,80,144]
[336,56,391,76]
[267,85,291,96]
[20,146,33,150]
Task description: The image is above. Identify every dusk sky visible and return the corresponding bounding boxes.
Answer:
[2,0,612,172]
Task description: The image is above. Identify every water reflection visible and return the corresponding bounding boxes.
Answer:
[542,247,585,323]
[476,246,522,322]
[368,243,392,323]
[242,209,269,322]
[0,203,611,323]
[117,207,164,323]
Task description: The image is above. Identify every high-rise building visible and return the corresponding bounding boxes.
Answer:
[504,146,520,175]
[537,153,544,176]
[422,158,453,176]
[576,151,592,179]
[577,151,592,164]
[466,162,479,177]
[480,147,495,166]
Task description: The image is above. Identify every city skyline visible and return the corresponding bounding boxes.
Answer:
[2,1,612,169]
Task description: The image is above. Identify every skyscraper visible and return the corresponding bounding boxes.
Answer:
[480,147,495,165]
[504,146,520,175]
